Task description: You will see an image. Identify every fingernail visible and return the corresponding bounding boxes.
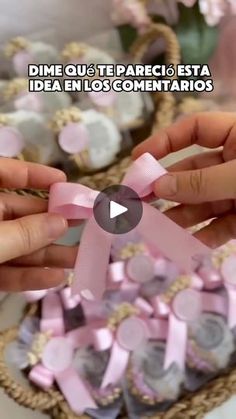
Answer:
[155,174,177,197]
[46,214,68,240]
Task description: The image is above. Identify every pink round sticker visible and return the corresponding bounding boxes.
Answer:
[117,316,147,351]
[58,122,89,154]
[221,255,236,287]
[12,50,33,76]
[14,92,43,113]
[172,289,202,322]
[127,254,155,284]
[42,337,74,373]
[88,90,117,107]
[0,126,24,157]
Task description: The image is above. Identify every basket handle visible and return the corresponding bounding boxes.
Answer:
[131,23,181,132]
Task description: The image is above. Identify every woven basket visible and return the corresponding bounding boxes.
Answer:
[0,23,221,419]
[1,320,236,419]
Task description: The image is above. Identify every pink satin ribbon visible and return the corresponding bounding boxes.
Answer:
[48,153,209,300]
[23,286,80,310]
[225,287,236,329]
[198,255,236,329]
[108,253,167,297]
[29,293,97,414]
[152,286,228,371]
[92,301,168,388]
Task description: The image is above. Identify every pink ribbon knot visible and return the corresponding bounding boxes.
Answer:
[48,152,209,300]
[28,292,97,414]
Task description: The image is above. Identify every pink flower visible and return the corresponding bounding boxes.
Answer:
[228,0,236,13]
[179,0,236,26]
[199,0,226,26]
[111,0,151,33]
[150,0,236,27]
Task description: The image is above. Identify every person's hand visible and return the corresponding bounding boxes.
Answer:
[0,159,77,291]
[133,112,236,248]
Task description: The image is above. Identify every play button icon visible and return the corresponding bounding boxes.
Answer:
[93,185,143,234]
[110,201,128,219]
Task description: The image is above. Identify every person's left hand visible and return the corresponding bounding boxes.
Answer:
[0,158,77,292]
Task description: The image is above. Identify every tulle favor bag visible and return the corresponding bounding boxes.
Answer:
[0,23,181,183]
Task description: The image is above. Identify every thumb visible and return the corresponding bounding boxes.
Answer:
[0,213,67,263]
[154,160,236,204]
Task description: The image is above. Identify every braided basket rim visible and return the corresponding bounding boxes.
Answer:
[1,324,236,419]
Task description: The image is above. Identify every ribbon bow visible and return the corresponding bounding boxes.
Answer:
[29,292,97,414]
[48,153,209,300]
[92,299,168,388]
[108,251,162,293]
[151,276,228,371]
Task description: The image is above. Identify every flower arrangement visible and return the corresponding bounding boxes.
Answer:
[112,0,236,65]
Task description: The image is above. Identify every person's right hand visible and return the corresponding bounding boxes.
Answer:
[0,159,77,292]
[133,112,236,248]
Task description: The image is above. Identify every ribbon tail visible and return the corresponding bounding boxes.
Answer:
[72,216,113,300]
[40,292,65,336]
[138,203,210,273]
[101,341,130,388]
[164,313,187,371]
[55,367,97,414]
[226,288,236,329]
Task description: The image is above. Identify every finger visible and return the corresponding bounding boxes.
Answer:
[194,214,236,248]
[0,266,65,292]
[0,213,67,263]
[154,160,236,204]
[0,194,80,226]
[0,193,47,221]
[11,244,78,267]
[165,200,233,228]
[0,158,66,189]
[167,150,224,172]
[132,112,236,159]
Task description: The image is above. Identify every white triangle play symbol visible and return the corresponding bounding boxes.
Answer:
[110,200,128,219]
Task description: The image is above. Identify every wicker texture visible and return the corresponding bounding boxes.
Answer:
[131,23,181,133]
[0,328,64,412]
[0,325,236,419]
